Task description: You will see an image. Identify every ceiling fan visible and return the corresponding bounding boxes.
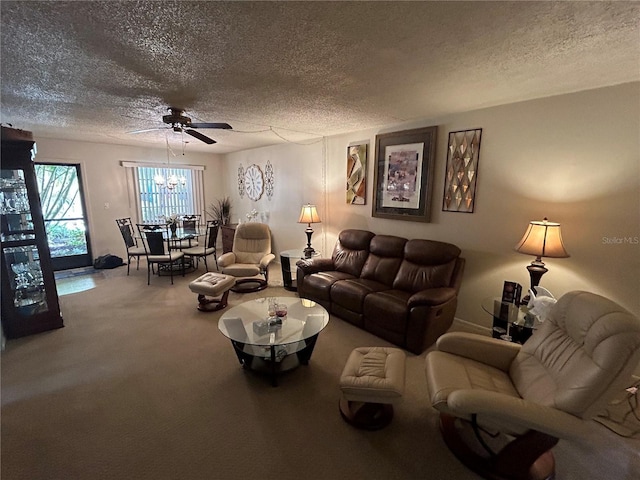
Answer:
[129,107,232,144]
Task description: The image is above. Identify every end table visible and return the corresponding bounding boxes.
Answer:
[280,249,320,291]
[481,297,538,344]
[280,249,305,291]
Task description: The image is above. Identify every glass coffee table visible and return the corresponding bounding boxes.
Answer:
[218,297,329,386]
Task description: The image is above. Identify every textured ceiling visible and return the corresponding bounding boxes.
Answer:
[1,1,639,154]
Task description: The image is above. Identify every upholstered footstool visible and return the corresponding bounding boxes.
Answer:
[188,272,235,312]
[339,346,406,430]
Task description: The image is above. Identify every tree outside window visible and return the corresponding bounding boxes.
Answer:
[35,164,89,258]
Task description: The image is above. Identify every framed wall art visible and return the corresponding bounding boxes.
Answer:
[347,143,367,204]
[372,126,437,222]
[442,128,482,213]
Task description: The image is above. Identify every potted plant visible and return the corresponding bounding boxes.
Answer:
[207,197,232,226]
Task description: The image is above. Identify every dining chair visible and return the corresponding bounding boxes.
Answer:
[115,217,146,275]
[183,220,219,272]
[174,214,201,249]
[137,223,185,285]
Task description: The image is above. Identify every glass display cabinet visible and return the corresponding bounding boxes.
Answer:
[1,126,63,339]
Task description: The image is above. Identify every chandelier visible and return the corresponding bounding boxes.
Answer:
[155,136,186,190]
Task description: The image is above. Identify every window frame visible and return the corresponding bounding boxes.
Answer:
[121,161,206,224]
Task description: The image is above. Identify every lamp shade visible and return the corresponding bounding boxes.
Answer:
[298,204,321,224]
[514,218,569,259]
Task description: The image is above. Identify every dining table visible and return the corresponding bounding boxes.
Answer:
[137,224,207,275]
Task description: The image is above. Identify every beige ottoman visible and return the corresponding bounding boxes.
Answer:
[339,346,406,430]
[188,272,235,312]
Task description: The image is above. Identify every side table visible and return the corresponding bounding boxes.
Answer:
[280,249,320,291]
[481,297,537,344]
[280,249,304,291]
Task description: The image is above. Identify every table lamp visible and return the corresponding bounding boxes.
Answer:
[298,204,321,258]
[514,217,569,304]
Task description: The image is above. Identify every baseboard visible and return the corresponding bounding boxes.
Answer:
[451,317,492,336]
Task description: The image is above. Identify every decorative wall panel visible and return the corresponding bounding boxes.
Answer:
[443,129,482,213]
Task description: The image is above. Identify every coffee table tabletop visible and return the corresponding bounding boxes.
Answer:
[218,297,329,385]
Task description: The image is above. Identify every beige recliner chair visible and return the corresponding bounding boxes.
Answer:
[217,222,275,292]
[425,290,640,480]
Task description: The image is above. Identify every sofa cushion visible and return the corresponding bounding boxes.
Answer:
[393,239,461,292]
[363,289,412,334]
[404,239,461,265]
[331,278,389,313]
[301,270,356,302]
[332,229,375,277]
[360,235,406,286]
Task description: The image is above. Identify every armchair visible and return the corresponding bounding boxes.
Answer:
[217,222,275,292]
[425,291,640,480]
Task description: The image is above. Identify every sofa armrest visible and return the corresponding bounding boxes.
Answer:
[436,332,521,372]
[408,287,457,308]
[296,257,335,275]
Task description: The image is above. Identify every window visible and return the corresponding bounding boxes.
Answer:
[122,161,206,224]
[137,167,195,223]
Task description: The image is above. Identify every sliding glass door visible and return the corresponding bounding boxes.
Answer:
[35,163,92,270]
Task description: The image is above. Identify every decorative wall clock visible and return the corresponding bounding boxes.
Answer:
[244,164,264,201]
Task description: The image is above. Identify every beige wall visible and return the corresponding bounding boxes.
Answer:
[222,142,326,256]
[32,82,640,331]
[225,82,640,328]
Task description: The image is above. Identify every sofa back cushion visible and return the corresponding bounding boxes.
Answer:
[332,229,375,277]
[361,235,407,286]
[393,239,461,292]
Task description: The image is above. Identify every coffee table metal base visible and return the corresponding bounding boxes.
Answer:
[229,334,319,386]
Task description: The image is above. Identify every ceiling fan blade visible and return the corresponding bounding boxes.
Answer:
[127,127,168,134]
[189,122,232,130]
[185,129,216,144]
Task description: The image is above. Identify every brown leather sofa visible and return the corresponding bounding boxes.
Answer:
[296,229,465,354]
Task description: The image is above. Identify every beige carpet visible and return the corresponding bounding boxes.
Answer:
[2,266,639,480]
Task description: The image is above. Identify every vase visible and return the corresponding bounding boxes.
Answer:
[170,223,177,235]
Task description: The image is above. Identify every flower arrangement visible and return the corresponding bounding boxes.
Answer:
[164,213,179,227]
